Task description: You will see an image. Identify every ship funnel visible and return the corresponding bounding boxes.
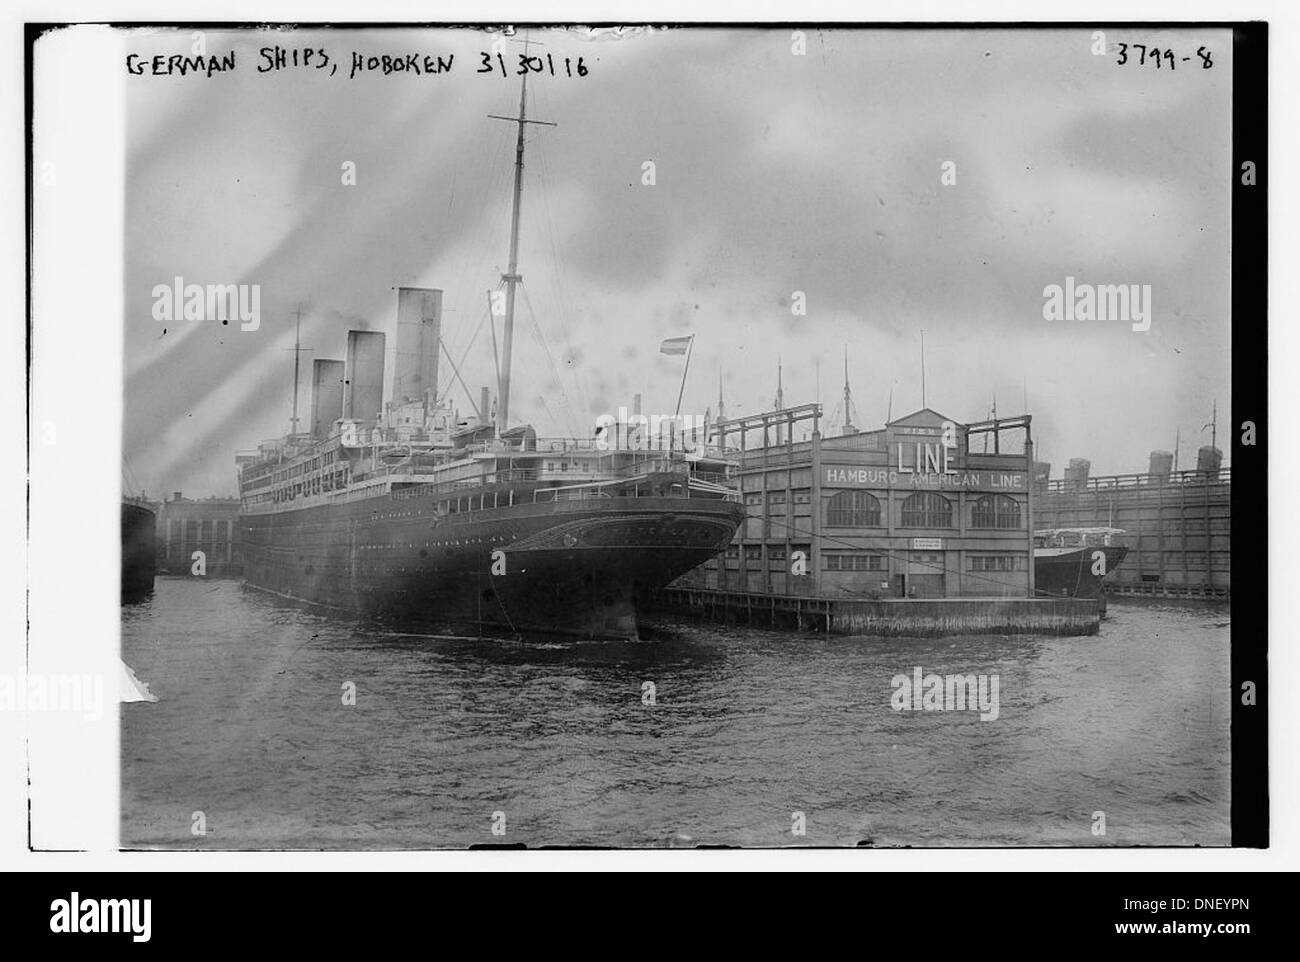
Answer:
[1148,449,1173,481]
[1064,457,1091,491]
[1197,445,1223,476]
[344,330,386,421]
[394,288,442,408]
[310,359,346,439]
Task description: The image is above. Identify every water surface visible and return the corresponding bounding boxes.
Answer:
[122,579,1230,849]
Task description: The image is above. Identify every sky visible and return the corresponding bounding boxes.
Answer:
[119,25,1233,497]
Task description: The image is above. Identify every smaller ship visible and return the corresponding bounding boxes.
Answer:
[1033,527,1128,599]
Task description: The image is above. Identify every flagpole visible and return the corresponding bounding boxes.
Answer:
[920,329,926,408]
[674,335,695,417]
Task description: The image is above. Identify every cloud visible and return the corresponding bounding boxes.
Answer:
[124,26,1233,495]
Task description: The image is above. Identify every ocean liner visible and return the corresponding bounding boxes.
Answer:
[235,67,744,638]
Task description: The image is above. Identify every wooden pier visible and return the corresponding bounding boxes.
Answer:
[1106,583,1229,602]
[654,587,1100,637]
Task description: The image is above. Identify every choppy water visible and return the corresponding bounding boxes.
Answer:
[121,579,1230,849]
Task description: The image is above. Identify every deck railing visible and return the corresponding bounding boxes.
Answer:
[384,471,741,507]
[241,435,742,511]
[1038,466,1230,494]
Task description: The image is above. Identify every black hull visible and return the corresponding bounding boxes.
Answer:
[1034,545,1129,599]
[238,494,744,639]
[121,502,156,604]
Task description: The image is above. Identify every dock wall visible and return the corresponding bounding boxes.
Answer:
[654,587,1099,637]
[156,495,244,577]
[1035,468,1229,600]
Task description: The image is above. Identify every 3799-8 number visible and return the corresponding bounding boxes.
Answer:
[1116,43,1213,69]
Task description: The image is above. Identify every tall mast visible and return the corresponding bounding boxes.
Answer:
[920,329,927,408]
[489,37,555,432]
[290,304,304,435]
[990,392,997,454]
[842,346,855,433]
[500,75,526,431]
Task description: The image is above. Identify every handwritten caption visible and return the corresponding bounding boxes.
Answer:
[126,46,590,80]
[1115,43,1213,70]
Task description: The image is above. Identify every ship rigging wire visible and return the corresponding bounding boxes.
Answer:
[426,77,594,440]
[521,284,584,438]
[531,116,595,422]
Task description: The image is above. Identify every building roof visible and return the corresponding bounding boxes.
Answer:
[885,408,960,429]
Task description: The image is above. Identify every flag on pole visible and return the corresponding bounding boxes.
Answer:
[660,335,694,356]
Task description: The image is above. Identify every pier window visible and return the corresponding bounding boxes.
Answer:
[969,554,1025,571]
[901,492,953,528]
[824,553,884,572]
[826,490,882,527]
[971,495,1021,529]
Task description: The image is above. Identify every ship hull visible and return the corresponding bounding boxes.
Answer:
[1034,545,1129,599]
[238,494,744,639]
[121,501,156,604]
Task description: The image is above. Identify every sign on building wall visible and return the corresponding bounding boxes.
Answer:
[823,466,1026,491]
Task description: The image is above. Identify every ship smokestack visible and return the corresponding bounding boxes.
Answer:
[1064,458,1091,491]
[394,287,442,409]
[1197,445,1223,476]
[1148,449,1173,482]
[310,359,346,439]
[633,393,642,417]
[344,330,386,421]
[480,386,490,424]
